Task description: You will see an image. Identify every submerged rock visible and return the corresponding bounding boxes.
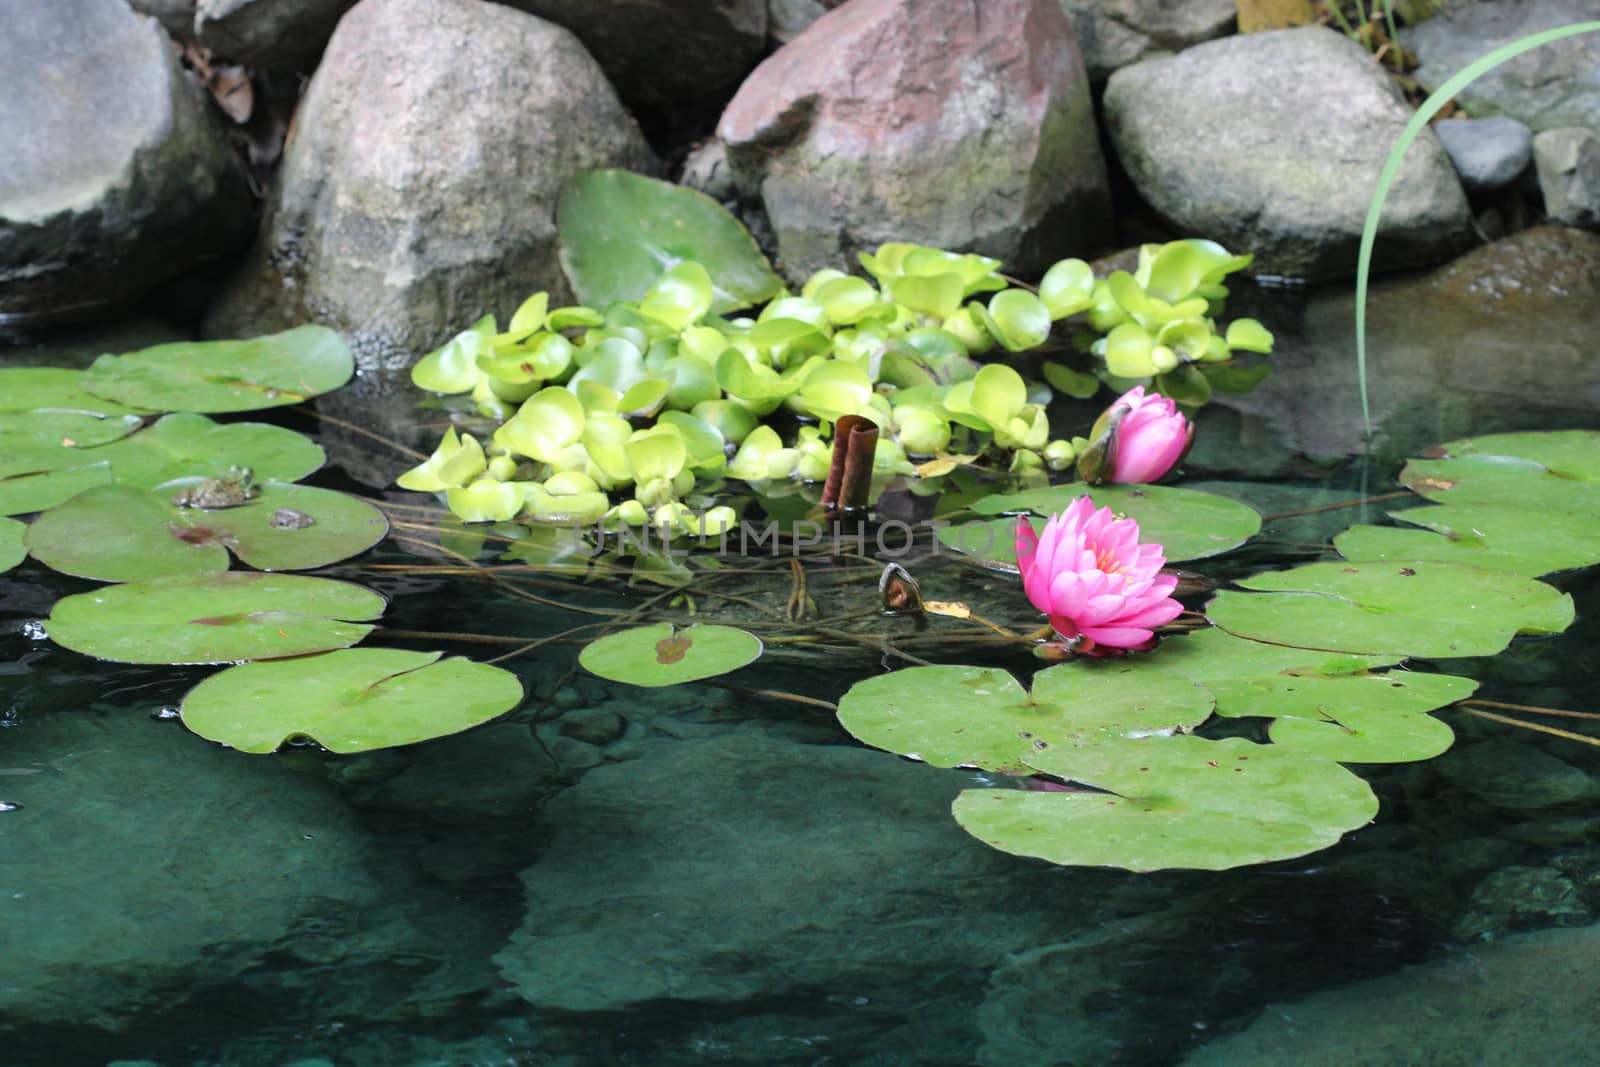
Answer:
[1434,739,1600,812]
[1534,126,1600,229]
[1182,924,1600,1066]
[1403,1,1600,133]
[205,0,656,370]
[1104,27,1471,280]
[1433,116,1534,192]
[1453,864,1590,942]
[1059,0,1237,82]
[0,0,252,325]
[719,0,1112,282]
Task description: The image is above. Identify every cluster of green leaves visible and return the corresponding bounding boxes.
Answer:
[0,330,526,754]
[400,170,1273,534]
[834,430,1598,872]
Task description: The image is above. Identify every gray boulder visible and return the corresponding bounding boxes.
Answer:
[719,0,1112,282]
[1534,126,1600,228]
[205,0,656,370]
[1433,115,1534,191]
[1105,27,1472,280]
[0,0,252,325]
[126,0,197,36]
[195,0,358,70]
[1402,0,1600,133]
[1060,0,1236,82]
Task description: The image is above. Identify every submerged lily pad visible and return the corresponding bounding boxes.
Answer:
[45,572,385,664]
[948,484,1260,566]
[81,326,354,413]
[26,483,388,582]
[579,623,762,686]
[0,367,153,417]
[558,169,783,314]
[953,735,1378,872]
[1208,560,1573,658]
[838,663,1212,774]
[180,648,524,754]
[1336,503,1600,577]
[0,517,24,573]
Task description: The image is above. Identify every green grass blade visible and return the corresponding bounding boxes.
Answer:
[1354,20,1600,437]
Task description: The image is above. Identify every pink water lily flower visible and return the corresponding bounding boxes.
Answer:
[1101,386,1193,484]
[1016,496,1184,651]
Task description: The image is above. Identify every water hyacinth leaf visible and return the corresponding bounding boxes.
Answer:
[494,387,586,462]
[1042,361,1102,399]
[558,169,782,313]
[0,411,144,450]
[45,572,384,664]
[1225,318,1273,353]
[180,648,524,754]
[638,261,714,331]
[1336,503,1600,577]
[1267,707,1456,765]
[81,325,354,413]
[0,517,24,573]
[579,623,762,686]
[1143,239,1237,302]
[413,317,492,394]
[1154,364,1212,407]
[1039,258,1095,318]
[970,364,1027,429]
[885,273,965,319]
[963,484,1261,563]
[985,289,1052,351]
[0,367,153,417]
[837,663,1212,774]
[954,736,1378,872]
[1209,560,1575,658]
[1103,323,1159,378]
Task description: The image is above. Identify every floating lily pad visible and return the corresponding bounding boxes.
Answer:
[947,484,1260,566]
[838,663,1212,774]
[1208,560,1574,658]
[558,169,783,314]
[1336,503,1600,577]
[81,325,354,413]
[0,367,153,417]
[1400,430,1600,512]
[0,517,24,573]
[0,410,144,449]
[952,735,1378,872]
[45,572,385,664]
[1267,707,1456,764]
[0,463,114,518]
[180,648,524,754]
[26,483,388,582]
[578,623,762,686]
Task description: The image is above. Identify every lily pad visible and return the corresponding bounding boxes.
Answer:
[558,169,783,314]
[81,325,354,413]
[180,648,524,754]
[1208,560,1574,658]
[948,484,1260,565]
[1399,430,1600,513]
[26,483,388,582]
[1336,503,1600,577]
[0,410,144,449]
[1267,707,1456,764]
[953,735,1378,872]
[0,367,153,417]
[837,663,1212,774]
[578,623,762,686]
[45,572,385,664]
[0,463,114,517]
[0,517,24,573]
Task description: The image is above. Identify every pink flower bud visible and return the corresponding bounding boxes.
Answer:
[1015,497,1184,651]
[1091,386,1193,485]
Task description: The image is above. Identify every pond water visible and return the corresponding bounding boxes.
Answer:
[2,249,1598,1066]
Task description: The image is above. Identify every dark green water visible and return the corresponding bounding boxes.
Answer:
[2,257,1598,1066]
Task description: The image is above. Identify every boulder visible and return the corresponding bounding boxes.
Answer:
[1060,0,1236,82]
[0,0,253,325]
[1402,1,1600,133]
[195,0,358,71]
[719,0,1111,282]
[204,0,656,370]
[1534,126,1600,228]
[1433,115,1533,191]
[496,0,767,125]
[126,0,197,36]
[1104,27,1472,280]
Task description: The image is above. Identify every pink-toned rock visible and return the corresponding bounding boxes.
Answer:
[718,0,1111,281]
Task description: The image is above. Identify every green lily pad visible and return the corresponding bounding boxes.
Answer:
[0,411,144,449]
[0,517,24,573]
[948,484,1260,566]
[558,169,783,314]
[1336,503,1600,577]
[45,572,385,664]
[1267,707,1455,764]
[578,623,762,686]
[81,325,354,413]
[26,483,388,582]
[0,463,114,517]
[1208,560,1574,658]
[180,648,524,754]
[837,663,1212,774]
[0,367,153,417]
[1400,430,1600,512]
[953,735,1378,872]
